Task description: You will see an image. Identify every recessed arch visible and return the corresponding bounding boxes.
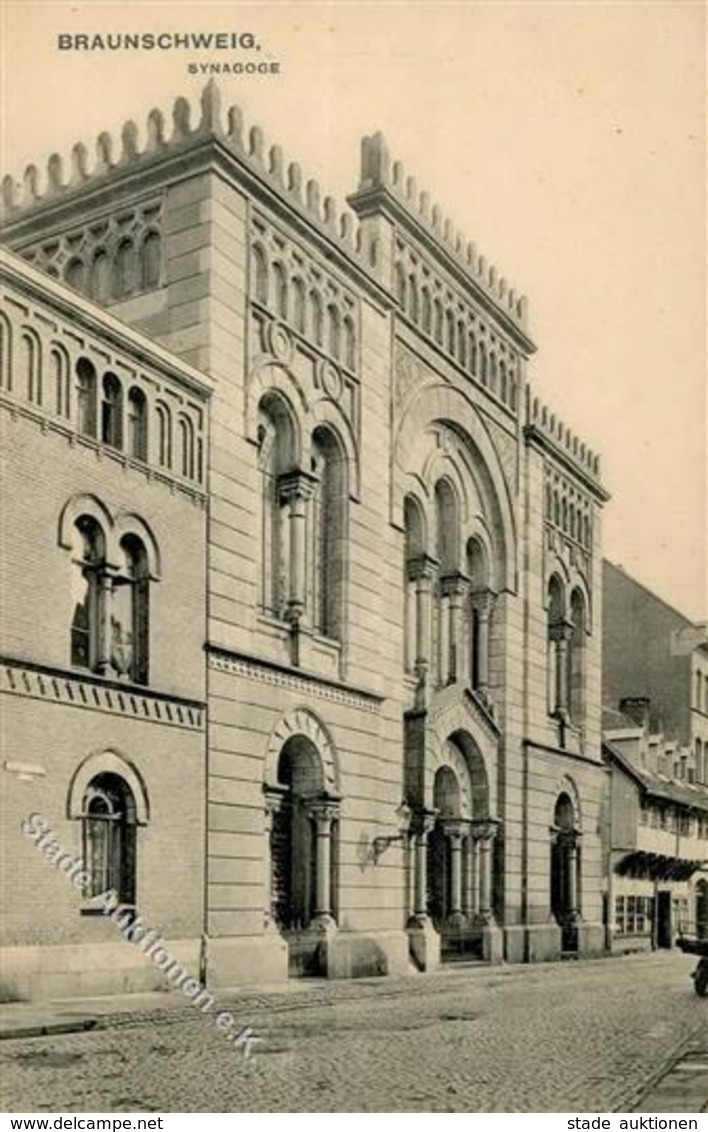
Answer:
[265,707,339,795]
[393,382,516,592]
[549,776,583,833]
[113,511,161,579]
[67,747,149,824]
[246,362,308,461]
[58,493,113,553]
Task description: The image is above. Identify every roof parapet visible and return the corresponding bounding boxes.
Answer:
[1,81,373,266]
[355,131,528,328]
[526,386,601,479]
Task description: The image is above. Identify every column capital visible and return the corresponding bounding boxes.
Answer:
[264,787,287,815]
[470,587,497,617]
[442,818,467,842]
[278,467,319,503]
[549,617,575,644]
[440,571,470,599]
[309,794,342,825]
[407,553,440,583]
[412,807,438,837]
[551,826,581,849]
[470,817,501,843]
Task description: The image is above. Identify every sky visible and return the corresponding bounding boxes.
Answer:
[1,1,706,619]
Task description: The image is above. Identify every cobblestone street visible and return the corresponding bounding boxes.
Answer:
[1,953,706,1113]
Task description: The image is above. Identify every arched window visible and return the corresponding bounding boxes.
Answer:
[446,309,455,356]
[292,277,306,334]
[310,290,323,346]
[141,231,162,290]
[468,331,477,375]
[435,479,459,687]
[252,244,268,304]
[114,240,136,299]
[90,251,111,303]
[547,574,565,716]
[82,773,137,904]
[75,358,97,438]
[467,537,491,695]
[568,589,586,727]
[258,393,296,619]
[479,342,488,383]
[457,321,467,368]
[433,299,443,344]
[178,414,195,479]
[489,351,497,392]
[403,494,426,674]
[156,401,172,469]
[343,316,356,371]
[509,377,518,412]
[51,348,70,418]
[20,330,41,404]
[326,304,340,359]
[435,478,458,574]
[273,262,288,319]
[65,258,85,292]
[394,263,406,308]
[0,312,11,391]
[311,425,346,641]
[421,288,432,335]
[499,360,507,402]
[111,535,150,685]
[70,515,106,671]
[127,387,148,461]
[408,276,419,323]
[101,373,123,449]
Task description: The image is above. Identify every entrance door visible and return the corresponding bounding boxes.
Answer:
[656,891,672,948]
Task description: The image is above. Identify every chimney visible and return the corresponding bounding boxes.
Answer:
[619,696,651,729]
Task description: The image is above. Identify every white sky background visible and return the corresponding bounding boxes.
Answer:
[2,1,706,619]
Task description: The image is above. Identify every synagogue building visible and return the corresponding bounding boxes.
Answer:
[0,83,609,997]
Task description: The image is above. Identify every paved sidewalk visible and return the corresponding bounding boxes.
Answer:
[635,1033,708,1113]
[0,951,686,1041]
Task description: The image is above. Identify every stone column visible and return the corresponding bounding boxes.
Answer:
[559,830,581,920]
[279,470,318,626]
[549,619,574,719]
[470,589,496,698]
[263,791,283,932]
[444,820,466,925]
[464,829,479,919]
[472,819,499,924]
[96,569,115,675]
[441,572,469,686]
[310,798,340,931]
[412,809,437,922]
[409,555,438,684]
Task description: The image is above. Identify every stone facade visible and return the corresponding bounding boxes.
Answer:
[0,83,609,996]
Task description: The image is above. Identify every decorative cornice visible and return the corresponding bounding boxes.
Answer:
[524,388,608,501]
[0,656,205,730]
[208,647,382,713]
[0,83,393,312]
[348,132,533,348]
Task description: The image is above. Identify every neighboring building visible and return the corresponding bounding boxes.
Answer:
[603,701,708,952]
[0,250,212,998]
[0,82,609,998]
[603,560,708,786]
